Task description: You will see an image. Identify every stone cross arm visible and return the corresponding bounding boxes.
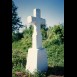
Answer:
[27,16,36,24]
[27,16,46,25]
[40,18,46,25]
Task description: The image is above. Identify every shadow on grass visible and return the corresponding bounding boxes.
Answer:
[46,66,64,76]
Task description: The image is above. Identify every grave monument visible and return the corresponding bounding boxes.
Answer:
[26,8,48,73]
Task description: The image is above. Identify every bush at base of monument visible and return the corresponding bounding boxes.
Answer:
[26,69,46,77]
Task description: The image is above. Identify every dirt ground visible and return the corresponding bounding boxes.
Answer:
[47,75,64,77]
[46,66,64,77]
[15,66,64,77]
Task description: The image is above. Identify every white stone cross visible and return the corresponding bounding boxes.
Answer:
[26,9,48,73]
[27,8,46,49]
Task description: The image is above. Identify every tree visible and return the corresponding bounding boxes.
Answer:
[47,24,64,45]
[12,32,23,42]
[23,25,33,38]
[41,24,48,40]
[12,0,23,32]
[53,24,64,43]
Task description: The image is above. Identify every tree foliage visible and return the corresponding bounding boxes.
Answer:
[41,24,48,40]
[12,32,23,42]
[12,0,23,32]
[47,24,64,45]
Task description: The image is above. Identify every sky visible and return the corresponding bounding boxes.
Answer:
[13,0,64,28]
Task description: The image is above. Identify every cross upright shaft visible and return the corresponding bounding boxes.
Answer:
[27,9,46,49]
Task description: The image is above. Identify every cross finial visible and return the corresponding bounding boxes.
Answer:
[33,9,41,18]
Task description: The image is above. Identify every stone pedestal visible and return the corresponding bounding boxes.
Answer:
[26,48,48,73]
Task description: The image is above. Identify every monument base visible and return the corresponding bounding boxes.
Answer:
[26,48,48,73]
